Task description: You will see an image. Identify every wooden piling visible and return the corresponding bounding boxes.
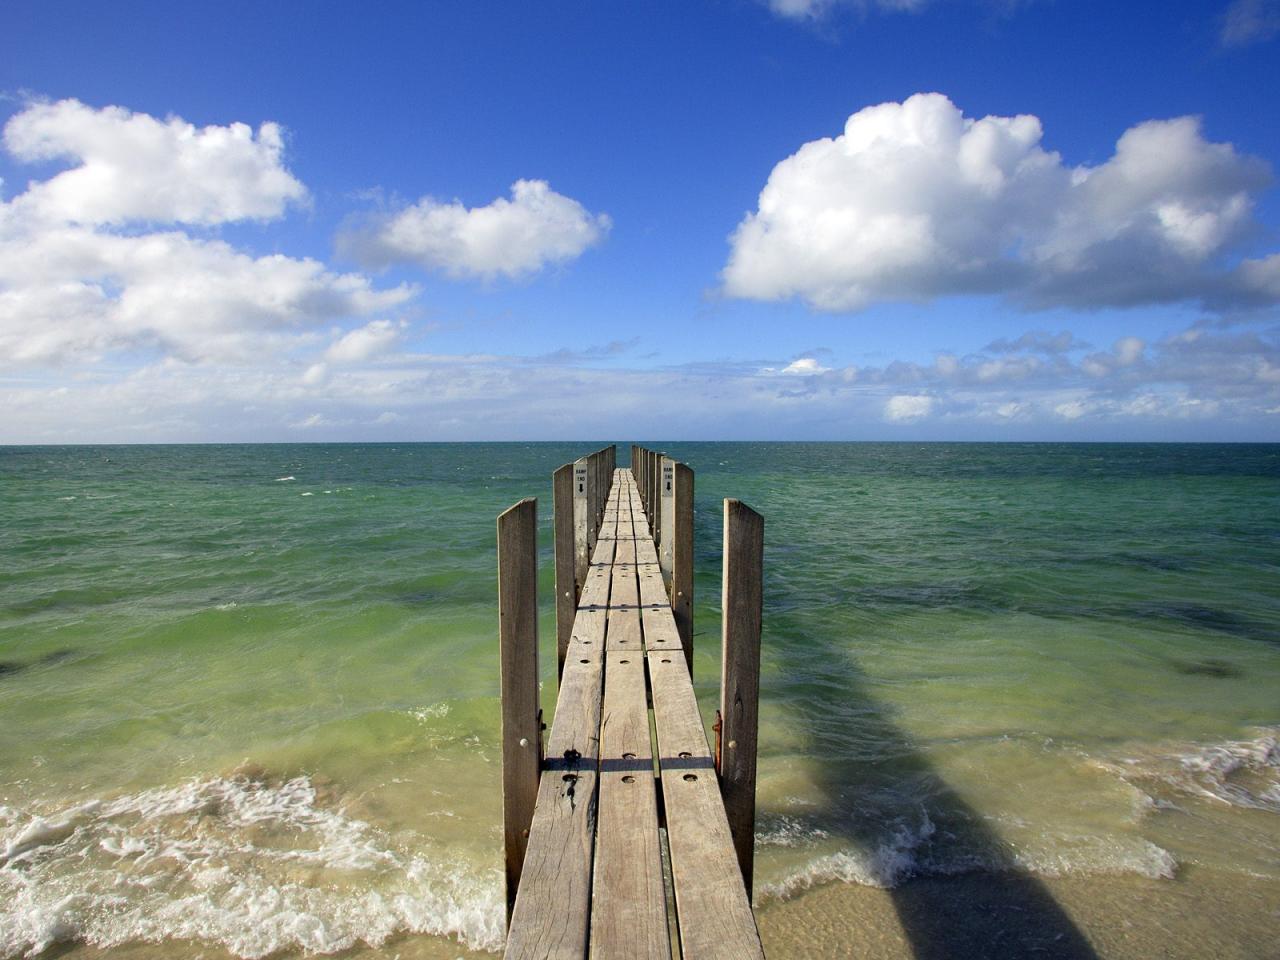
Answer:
[647,449,659,527]
[498,498,541,921]
[659,456,675,587]
[553,462,575,681]
[719,498,763,895]
[573,457,590,599]
[672,460,694,673]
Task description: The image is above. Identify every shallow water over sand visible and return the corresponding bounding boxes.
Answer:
[2,442,1278,957]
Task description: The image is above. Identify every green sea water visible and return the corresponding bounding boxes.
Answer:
[2,443,1278,958]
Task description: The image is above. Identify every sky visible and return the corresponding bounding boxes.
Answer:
[2,0,1279,442]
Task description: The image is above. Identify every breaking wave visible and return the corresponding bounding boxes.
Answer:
[0,774,503,958]
[1101,729,1280,813]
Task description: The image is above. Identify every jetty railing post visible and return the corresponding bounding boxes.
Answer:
[573,457,590,600]
[645,450,655,527]
[553,462,575,681]
[720,498,763,896]
[591,449,602,534]
[636,445,645,513]
[646,449,653,523]
[586,452,599,555]
[655,451,665,534]
[659,456,675,588]
[637,446,646,514]
[498,498,541,923]
[672,460,695,673]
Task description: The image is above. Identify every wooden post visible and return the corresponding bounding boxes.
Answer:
[573,457,590,599]
[720,498,763,896]
[593,453,604,529]
[636,446,645,511]
[647,449,658,525]
[553,462,575,681]
[498,498,541,922]
[586,453,599,555]
[638,447,647,513]
[593,450,604,527]
[672,461,694,674]
[659,457,675,586]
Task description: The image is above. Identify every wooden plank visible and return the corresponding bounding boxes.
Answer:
[498,498,541,922]
[720,499,764,895]
[590,649,668,955]
[607,536,641,653]
[573,466,669,957]
[637,563,682,655]
[646,650,763,959]
[505,537,615,959]
[554,463,575,681]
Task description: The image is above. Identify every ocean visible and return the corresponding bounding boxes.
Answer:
[2,442,1278,959]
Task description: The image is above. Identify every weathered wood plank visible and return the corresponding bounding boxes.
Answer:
[498,498,541,922]
[646,650,763,959]
[720,499,764,895]
[590,639,668,956]
[505,532,615,958]
[637,563,682,655]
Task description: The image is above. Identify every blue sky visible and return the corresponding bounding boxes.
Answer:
[2,0,1279,441]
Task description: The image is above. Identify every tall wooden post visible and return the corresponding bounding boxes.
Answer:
[659,457,675,587]
[553,463,575,681]
[498,498,541,922]
[648,450,659,526]
[586,453,599,555]
[573,458,590,599]
[672,461,694,674]
[720,498,763,896]
[636,446,645,511]
[639,447,648,513]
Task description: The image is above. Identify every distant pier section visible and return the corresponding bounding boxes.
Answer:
[497,445,766,959]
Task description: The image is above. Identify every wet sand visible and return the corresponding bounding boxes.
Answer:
[755,867,1280,959]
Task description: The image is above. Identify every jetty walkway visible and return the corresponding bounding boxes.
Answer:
[497,446,765,959]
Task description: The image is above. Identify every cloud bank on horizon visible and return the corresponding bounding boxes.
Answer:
[722,93,1278,313]
[0,89,1277,442]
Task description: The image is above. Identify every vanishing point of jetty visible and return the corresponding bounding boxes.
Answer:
[497,445,765,958]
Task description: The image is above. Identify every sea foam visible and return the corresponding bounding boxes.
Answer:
[0,775,504,958]
[1104,729,1280,813]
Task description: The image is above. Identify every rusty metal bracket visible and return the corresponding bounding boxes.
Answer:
[537,708,546,764]
[713,709,723,776]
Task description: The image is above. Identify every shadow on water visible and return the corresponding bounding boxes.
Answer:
[769,600,1100,959]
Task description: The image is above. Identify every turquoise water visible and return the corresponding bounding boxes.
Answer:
[2,443,1278,958]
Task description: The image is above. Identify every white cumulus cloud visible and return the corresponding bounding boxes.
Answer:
[342,179,610,280]
[723,93,1276,313]
[3,99,307,226]
[0,100,412,367]
[324,319,406,363]
[884,394,934,422]
[780,357,831,375]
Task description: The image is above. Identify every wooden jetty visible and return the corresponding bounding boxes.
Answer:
[497,445,765,959]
